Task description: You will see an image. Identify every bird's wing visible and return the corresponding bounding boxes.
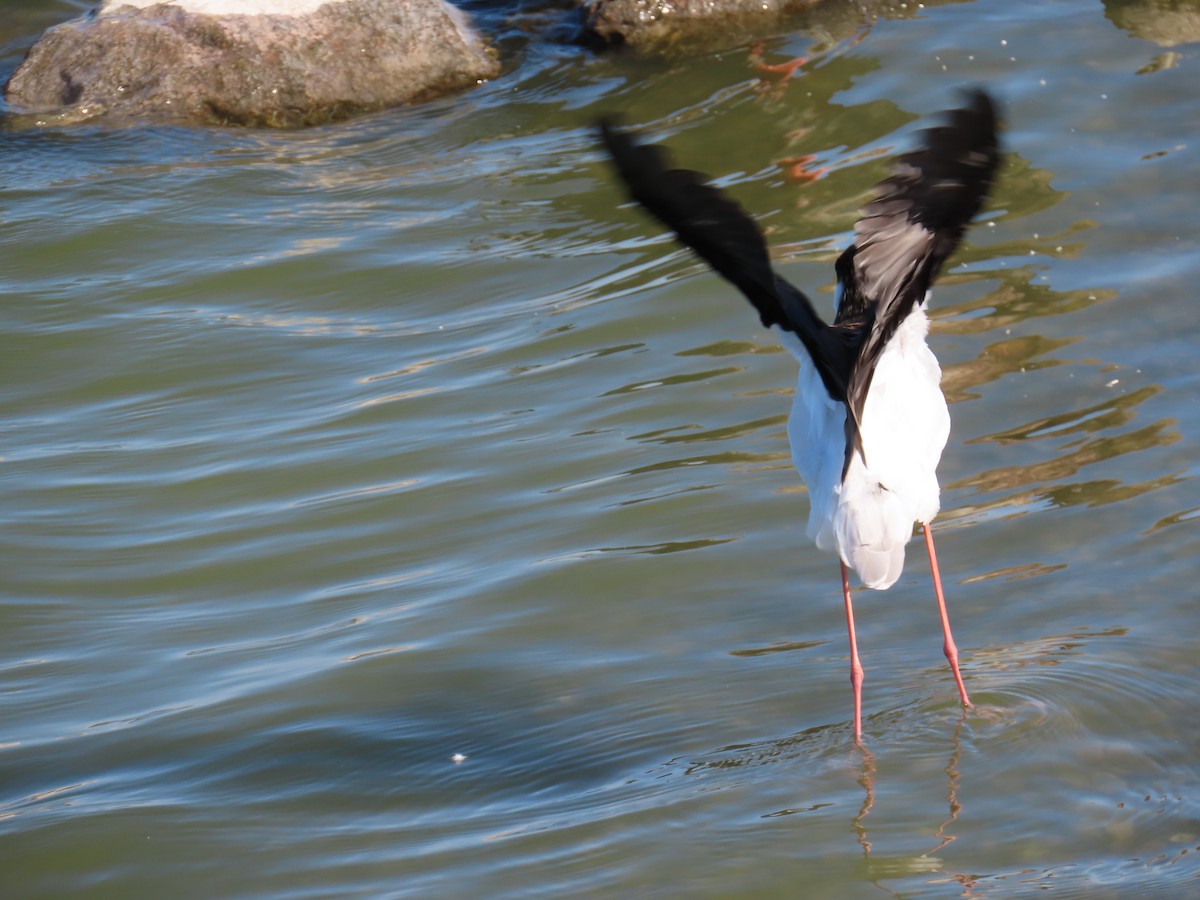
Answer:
[838,88,1001,427]
[599,119,853,403]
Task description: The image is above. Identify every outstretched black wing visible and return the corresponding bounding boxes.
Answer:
[838,89,1002,427]
[598,119,854,404]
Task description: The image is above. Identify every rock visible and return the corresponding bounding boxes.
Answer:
[581,0,957,54]
[4,0,501,128]
[583,0,822,51]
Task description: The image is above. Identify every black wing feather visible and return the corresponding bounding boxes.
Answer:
[598,119,853,404]
[838,89,1001,430]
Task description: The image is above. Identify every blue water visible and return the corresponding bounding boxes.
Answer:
[3,0,1199,896]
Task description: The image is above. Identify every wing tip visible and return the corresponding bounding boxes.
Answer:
[884,86,1004,237]
[596,114,621,142]
[958,86,999,125]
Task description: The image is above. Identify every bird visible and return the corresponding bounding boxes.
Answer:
[599,89,1001,741]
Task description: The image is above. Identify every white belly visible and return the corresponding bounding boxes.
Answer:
[776,308,950,589]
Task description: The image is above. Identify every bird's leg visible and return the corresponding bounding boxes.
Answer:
[922,523,972,709]
[841,560,864,741]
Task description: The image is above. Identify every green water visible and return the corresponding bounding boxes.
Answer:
[3,0,1199,896]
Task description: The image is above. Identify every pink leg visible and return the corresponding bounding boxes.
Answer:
[922,523,972,708]
[841,561,864,741]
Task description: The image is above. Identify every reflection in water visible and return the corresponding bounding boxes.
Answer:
[953,421,1182,511]
[631,415,786,446]
[927,718,965,856]
[602,366,744,396]
[962,561,1068,585]
[586,537,737,557]
[973,385,1164,445]
[728,639,825,658]
[1103,0,1200,48]
[951,373,1182,515]
[850,724,969,893]
[677,718,975,889]
[1146,503,1200,534]
[937,269,1112,340]
[682,629,1180,891]
[941,333,1078,405]
[853,743,876,858]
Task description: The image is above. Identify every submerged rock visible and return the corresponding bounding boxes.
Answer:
[3,0,501,128]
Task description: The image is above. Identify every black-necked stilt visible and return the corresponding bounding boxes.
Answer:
[600,90,1001,741]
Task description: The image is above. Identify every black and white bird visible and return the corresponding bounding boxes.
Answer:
[600,90,1001,740]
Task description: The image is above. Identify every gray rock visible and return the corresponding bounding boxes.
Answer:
[4,0,501,128]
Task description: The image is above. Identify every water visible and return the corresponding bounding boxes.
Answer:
[3,0,1199,896]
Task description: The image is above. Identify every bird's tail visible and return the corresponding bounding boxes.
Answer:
[834,457,913,590]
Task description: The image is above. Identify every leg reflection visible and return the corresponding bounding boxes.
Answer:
[927,715,966,855]
[852,742,876,858]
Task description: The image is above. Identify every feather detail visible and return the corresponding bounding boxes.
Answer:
[598,118,855,406]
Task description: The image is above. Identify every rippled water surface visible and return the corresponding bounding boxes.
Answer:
[3,0,1199,896]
